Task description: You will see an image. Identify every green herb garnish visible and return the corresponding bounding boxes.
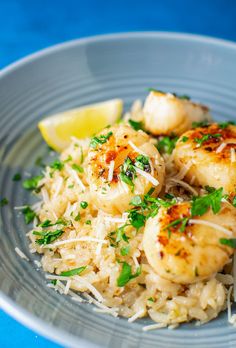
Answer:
[22,206,36,224]
[50,160,64,171]
[51,280,57,285]
[117,262,141,287]
[181,136,189,142]
[218,121,235,129]
[23,175,43,190]
[191,188,223,216]
[90,131,113,148]
[60,266,87,277]
[12,173,21,181]
[148,297,155,302]
[156,136,178,155]
[35,156,45,168]
[219,238,236,248]
[192,121,210,128]
[119,157,136,192]
[85,220,91,225]
[33,229,64,245]
[128,119,143,131]
[80,201,88,209]
[72,163,84,173]
[120,246,130,256]
[134,155,151,172]
[194,133,221,147]
[128,210,146,229]
[75,213,81,221]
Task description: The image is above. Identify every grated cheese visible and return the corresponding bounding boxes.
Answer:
[216,142,227,154]
[52,176,63,199]
[128,309,145,323]
[43,237,108,249]
[142,323,167,331]
[135,167,159,186]
[172,162,192,181]
[64,280,72,295]
[189,219,233,236]
[128,140,147,156]
[84,293,118,317]
[15,247,29,261]
[231,148,236,163]
[67,166,85,191]
[107,160,115,182]
[74,276,104,302]
[41,187,50,204]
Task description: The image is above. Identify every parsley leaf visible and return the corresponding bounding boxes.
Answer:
[156,136,178,155]
[12,173,21,181]
[50,160,64,171]
[0,198,8,207]
[22,206,36,224]
[128,210,146,229]
[192,121,210,128]
[134,155,151,172]
[233,196,236,207]
[60,266,87,277]
[191,188,223,216]
[119,157,136,192]
[117,262,141,287]
[128,119,143,131]
[219,238,236,248]
[23,175,43,190]
[120,246,130,256]
[181,136,189,142]
[90,131,113,148]
[80,201,88,209]
[35,156,46,168]
[164,217,189,233]
[33,229,64,245]
[218,121,235,129]
[194,133,221,147]
[72,163,84,173]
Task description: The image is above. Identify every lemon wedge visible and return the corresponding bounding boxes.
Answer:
[38,99,123,151]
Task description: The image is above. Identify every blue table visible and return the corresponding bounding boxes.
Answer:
[1,0,236,346]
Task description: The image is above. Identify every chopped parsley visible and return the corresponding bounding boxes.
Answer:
[51,280,57,286]
[148,88,165,93]
[0,197,8,207]
[194,133,221,147]
[22,206,36,224]
[164,217,189,236]
[12,173,21,181]
[23,175,43,190]
[60,266,87,277]
[63,155,72,163]
[119,157,136,192]
[85,220,91,225]
[128,119,143,131]
[50,160,64,171]
[80,201,88,209]
[33,229,64,245]
[156,136,178,155]
[176,94,190,100]
[117,262,141,287]
[39,218,67,227]
[120,246,130,256]
[128,210,146,229]
[219,238,236,248]
[218,121,235,129]
[75,213,81,221]
[148,297,155,302]
[72,163,84,173]
[134,155,151,172]
[90,131,113,148]
[181,136,189,142]
[191,188,223,216]
[192,121,210,128]
[233,196,236,208]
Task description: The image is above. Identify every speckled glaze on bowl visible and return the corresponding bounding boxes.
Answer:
[1,32,236,348]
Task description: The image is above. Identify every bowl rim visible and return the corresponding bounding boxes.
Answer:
[1,31,236,347]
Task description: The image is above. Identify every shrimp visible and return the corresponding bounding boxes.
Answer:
[143,90,211,136]
[143,201,236,284]
[173,123,236,194]
[86,124,165,214]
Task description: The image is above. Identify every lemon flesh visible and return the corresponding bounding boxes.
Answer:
[38,99,123,151]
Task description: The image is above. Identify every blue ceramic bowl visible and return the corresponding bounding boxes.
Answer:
[1,32,236,348]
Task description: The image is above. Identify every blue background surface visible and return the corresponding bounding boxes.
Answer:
[1,0,236,346]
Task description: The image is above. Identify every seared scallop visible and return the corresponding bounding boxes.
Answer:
[86,124,165,214]
[143,201,236,284]
[173,123,236,194]
[143,90,211,136]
